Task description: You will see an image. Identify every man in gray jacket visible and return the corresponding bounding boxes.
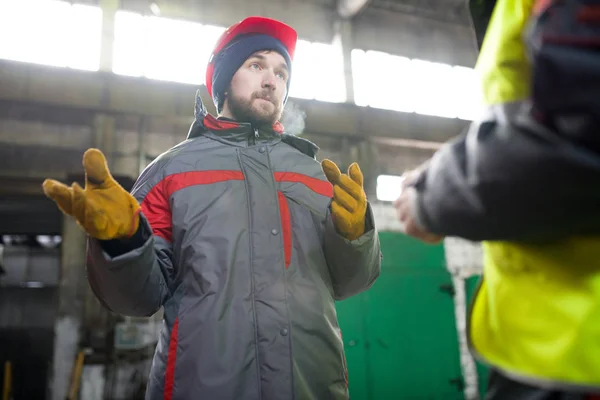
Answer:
[42,16,382,400]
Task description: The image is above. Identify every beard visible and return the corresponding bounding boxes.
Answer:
[227,91,283,127]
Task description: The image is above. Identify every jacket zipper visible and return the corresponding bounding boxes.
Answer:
[250,128,258,146]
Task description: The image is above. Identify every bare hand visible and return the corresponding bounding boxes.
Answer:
[393,186,444,244]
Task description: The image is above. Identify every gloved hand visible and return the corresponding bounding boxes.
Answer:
[42,148,140,240]
[321,160,367,241]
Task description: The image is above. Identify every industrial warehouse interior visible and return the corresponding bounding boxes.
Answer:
[3,0,590,399]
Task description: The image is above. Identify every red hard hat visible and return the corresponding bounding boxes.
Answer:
[205,16,298,97]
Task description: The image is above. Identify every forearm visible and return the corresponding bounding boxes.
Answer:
[413,106,600,242]
[86,215,173,317]
[324,203,382,300]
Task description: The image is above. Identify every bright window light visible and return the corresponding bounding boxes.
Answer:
[311,42,346,103]
[0,0,102,71]
[352,48,483,120]
[289,40,346,103]
[112,11,145,77]
[112,13,346,99]
[352,50,415,112]
[288,40,313,100]
[411,59,456,118]
[113,11,224,85]
[350,49,369,107]
[452,66,483,121]
[376,174,405,202]
[144,16,206,84]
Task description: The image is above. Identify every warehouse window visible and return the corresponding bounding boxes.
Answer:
[289,40,346,103]
[351,49,482,120]
[352,50,414,112]
[113,13,346,102]
[0,0,102,71]
[113,11,224,85]
[452,65,483,121]
[376,174,405,202]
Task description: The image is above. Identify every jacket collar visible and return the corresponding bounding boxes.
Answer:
[186,90,319,157]
[187,90,283,141]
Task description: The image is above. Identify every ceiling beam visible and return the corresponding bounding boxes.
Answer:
[368,0,467,25]
[0,59,468,143]
[337,0,373,18]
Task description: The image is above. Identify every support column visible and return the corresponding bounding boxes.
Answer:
[336,0,373,19]
[92,113,117,169]
[137,115,148,176]
[451,275,481,400]
[50,113,118,400]
[99,0,120,72]
[356,140,379,199]
[333,18,355,104]
[86,112,118,343]
[50,216,88,400]
[444,238,485,400]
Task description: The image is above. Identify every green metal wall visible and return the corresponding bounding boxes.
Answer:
[336,232,466,399]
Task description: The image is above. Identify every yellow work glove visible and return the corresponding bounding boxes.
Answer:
[42,148,141,240]
[321,160,367,241]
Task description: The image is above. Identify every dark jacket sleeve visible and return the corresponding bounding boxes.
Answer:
[412,104,600,242]
[86,161,175,317]
[323,202,382,300]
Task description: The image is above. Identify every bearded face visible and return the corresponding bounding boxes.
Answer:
[222,50,289,127]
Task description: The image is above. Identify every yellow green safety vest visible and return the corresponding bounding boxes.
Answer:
[470,240,600,389]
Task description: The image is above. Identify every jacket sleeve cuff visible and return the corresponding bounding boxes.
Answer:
[98,214,152,258]
[325,202,378,247]
[412,190,437,234]
[364,203,375,234]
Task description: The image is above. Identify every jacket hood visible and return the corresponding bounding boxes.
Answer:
[475,0,535,106]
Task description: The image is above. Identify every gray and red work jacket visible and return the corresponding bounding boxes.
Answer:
[86,92,382,400]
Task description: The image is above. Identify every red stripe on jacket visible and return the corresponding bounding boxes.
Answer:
[164,317,179,400]
[273,173,331,269]
[277,192,292,268]
[141,171,245,242]
[141,170,330,243]
[274,172,333,198]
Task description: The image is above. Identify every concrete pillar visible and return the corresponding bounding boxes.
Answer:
[339,138,351,171]
[50,216,88,400]
[357,140,379,199]
[87,112,118,337]
[49,113,118,399]
[137,115,148,176]
[451,275,481,400]
[92,113,117,168]
[99,0,120,72]
[333,18,355,104]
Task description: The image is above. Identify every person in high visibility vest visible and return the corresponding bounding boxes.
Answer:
[394,0,600,398]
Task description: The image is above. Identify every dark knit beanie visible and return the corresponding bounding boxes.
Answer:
[211,33,293,112]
